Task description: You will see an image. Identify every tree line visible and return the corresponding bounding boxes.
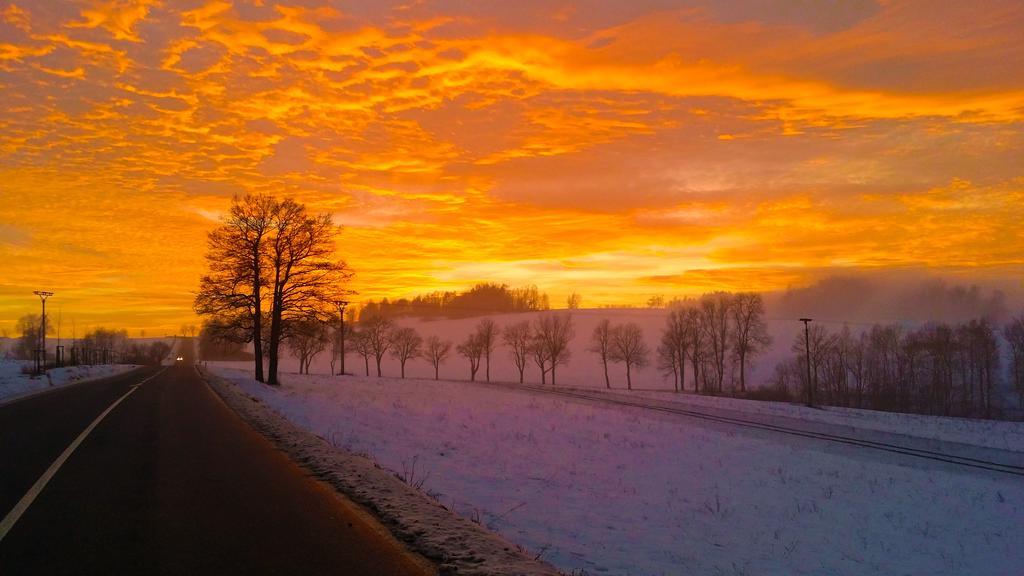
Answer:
[772,314,1024,418]
[3,316,171,366]
[358,282,551,319]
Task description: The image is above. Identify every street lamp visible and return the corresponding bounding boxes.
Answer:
[333,300,349,376]
[33,291,53,375]
[799,318,813,407]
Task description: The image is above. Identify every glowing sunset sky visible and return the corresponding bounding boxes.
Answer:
[0,1,1022,333]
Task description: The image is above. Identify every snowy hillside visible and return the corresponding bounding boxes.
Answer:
[210,366,1024,576]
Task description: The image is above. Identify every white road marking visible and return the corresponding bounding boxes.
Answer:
[0,367,168,543]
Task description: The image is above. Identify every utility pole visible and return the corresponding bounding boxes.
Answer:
[33,291,53,375]
[333,300,349,376]
[800,318,813,408]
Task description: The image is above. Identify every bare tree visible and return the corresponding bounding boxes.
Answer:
[567,292,582,309]
[729,292,771,393]
[684,306,704,393]
[700,292,732,394]
[534,313,574,386]
[657,336,680,391]
[424,335,452,380]
[610,323,649,390]
[457,333,484,381]
[265,198,353,385]
[661,308,690,392]
[351,329,373,376]
[360,316,393,377]
[389,326,422,379]
[588,319,614,388]
[194,193,276,382]
[502,320,532,383]
[288,318,328,374]
[1006,315,1024,408]
[475,318,499,382]
[530,337,550,385]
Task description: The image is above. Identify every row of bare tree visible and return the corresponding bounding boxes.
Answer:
[344,314,577,384]
[194,193,351,385]
[772,315,1024,418]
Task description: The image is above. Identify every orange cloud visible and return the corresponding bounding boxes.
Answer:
[0,1,1022,333]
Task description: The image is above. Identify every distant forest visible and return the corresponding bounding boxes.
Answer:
[358,283,552,320]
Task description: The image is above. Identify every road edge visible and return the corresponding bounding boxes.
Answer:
[198,367,562,576]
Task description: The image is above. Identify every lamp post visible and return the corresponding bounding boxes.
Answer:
[33,291,53,374]
[333,300,348,376]
[800,318,813,408]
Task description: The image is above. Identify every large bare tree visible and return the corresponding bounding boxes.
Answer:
[700,292,732,394]
[265,198,352,385]
[195,194,352,385]
[194,193,276,382]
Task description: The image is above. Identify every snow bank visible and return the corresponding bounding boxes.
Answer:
[199,367,559,576]
[0,360,140,405]
[209,366,1024,576]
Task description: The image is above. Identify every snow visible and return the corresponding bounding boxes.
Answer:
[0,359,139,405]
[611,388,1024,453]
[210,365,1024,576]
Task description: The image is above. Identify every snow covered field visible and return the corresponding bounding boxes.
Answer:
[0,359,139,405]
[211,365,1024,576]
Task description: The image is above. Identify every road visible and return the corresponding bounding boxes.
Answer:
[0,347,434,575]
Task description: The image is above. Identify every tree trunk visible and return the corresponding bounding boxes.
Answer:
[739,351,746,393]
[486,353,491,382]
[364,357,369,376]
[401,362,406,379]
[602,356,610,388]
[376,356,382,377]
[434,365,439,380]
[267,297,282,386]
[626,363,632,390]
[551,365,556,386]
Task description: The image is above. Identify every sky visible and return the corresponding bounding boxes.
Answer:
[0,0,1022,334]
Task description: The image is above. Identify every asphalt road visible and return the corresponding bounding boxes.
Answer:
[0,350,434,575]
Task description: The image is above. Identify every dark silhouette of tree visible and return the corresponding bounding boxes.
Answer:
[610,322,649,390]
[700,292,732,394]
[729,292,771,393]
[475,318,498,382]
[199,320,253,361]
[534,313,574,386]
[15,314,50,360]
[288,318,328,374]
[360,316,393,377]
[457,333,484,381]
[389,326,422,379]
[660,308,691,392]
[265,198,353,385]
[588,319,614,388]
[567,292,582,310]
[684,306,704,392]
[194,193,276,382]
[351,329,373,376]
[1005,315,1024,409]
[502,320,532,383]
[424,335,452,380]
